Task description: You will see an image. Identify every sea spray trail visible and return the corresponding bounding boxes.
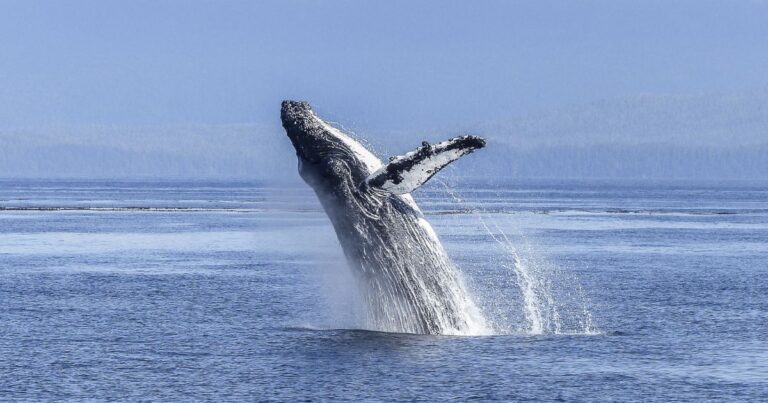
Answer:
[434,178,598,335]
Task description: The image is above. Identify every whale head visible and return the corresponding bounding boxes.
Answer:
[281,100,486,205]
[281,100,382,193]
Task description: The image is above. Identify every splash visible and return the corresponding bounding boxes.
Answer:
[437,180,598,336]
[312,228,491,336]
[310,177,597,336]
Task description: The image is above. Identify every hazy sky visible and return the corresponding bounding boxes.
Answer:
[2,0,767,130]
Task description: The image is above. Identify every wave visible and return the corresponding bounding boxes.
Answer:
[426,207,768,216]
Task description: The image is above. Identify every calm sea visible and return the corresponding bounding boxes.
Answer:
[1,179,766,400]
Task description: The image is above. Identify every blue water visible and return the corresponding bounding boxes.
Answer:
[1,179,766,400]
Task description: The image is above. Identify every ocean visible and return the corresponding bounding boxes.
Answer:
[1,179,766,400]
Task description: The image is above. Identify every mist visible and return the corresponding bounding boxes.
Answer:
[1,0,767,181]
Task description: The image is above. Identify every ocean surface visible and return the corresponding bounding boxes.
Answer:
[1,179,766,401]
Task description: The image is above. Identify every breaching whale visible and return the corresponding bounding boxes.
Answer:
[281,100,488,335]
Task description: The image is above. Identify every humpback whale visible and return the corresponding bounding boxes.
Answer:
[281,100,488,335]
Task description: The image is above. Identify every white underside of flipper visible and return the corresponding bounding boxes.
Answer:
[365,136,486,195]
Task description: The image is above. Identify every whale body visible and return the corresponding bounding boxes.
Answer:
[281,100,488,334]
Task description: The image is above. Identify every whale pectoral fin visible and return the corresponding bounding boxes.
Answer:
[364,135,486,195]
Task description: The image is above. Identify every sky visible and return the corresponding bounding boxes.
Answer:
[1,0,767,179]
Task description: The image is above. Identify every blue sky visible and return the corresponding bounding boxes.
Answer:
[2,0,767,129]
[1,1,767,180]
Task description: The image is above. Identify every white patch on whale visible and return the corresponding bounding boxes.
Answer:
[311,111,383,173]
[365,136,485,195]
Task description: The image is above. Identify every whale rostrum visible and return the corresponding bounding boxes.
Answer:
[281,100,489,335]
